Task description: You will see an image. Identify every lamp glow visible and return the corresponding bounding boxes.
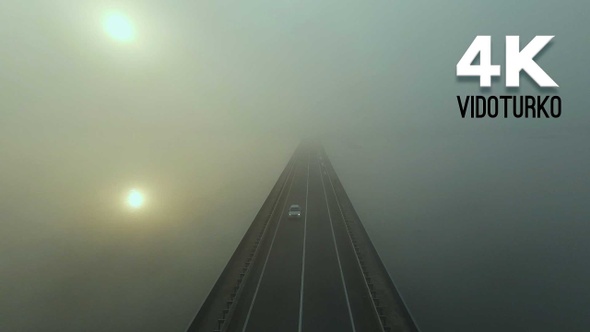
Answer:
[104,12,135,42]
[127,189,144,209]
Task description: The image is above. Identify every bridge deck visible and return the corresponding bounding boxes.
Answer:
[187,144,419,332]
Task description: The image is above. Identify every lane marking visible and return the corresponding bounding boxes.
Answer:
[319,161,357,332]
[322,152,386,332]
[297,152,310,332]
[242,157,298,332]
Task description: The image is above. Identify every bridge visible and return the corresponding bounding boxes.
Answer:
[187,143,419,332]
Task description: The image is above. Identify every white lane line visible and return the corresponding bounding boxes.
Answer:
[297,153,310,332]
[319,162,357,332]
[323,154,386,332]
[242,159,297,332]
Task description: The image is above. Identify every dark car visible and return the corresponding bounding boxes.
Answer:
[288,204,302,218]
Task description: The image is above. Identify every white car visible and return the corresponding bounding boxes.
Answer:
[288,204,302,218]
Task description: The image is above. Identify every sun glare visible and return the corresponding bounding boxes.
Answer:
[104,12,135,42]
[127,189,144,209]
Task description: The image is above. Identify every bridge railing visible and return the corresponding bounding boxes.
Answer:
[321,147,420,332]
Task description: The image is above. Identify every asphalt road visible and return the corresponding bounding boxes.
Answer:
[188,143,418,332]
[225,145,383,332]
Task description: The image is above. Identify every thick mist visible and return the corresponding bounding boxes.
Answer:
[1,1,589,331]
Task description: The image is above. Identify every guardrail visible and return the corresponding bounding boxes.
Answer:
[186,152,298,332]
[213,160,296,332]
[321,148,420,332]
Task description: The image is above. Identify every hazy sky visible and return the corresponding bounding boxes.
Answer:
[1,1,589,331]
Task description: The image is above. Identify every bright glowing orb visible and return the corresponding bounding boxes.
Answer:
[104,12,135,42]
[127,189,144,209]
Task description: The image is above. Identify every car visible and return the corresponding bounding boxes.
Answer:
[288,204,302,218]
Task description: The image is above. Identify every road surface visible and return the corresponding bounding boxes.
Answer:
[187,143,418,332]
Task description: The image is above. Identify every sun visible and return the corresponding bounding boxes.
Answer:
[127,189,144,209]
[103,12,135,42]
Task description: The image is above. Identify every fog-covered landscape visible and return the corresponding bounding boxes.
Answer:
[1,1,589,331]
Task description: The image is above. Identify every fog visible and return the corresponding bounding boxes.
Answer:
[1,1,589,331]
